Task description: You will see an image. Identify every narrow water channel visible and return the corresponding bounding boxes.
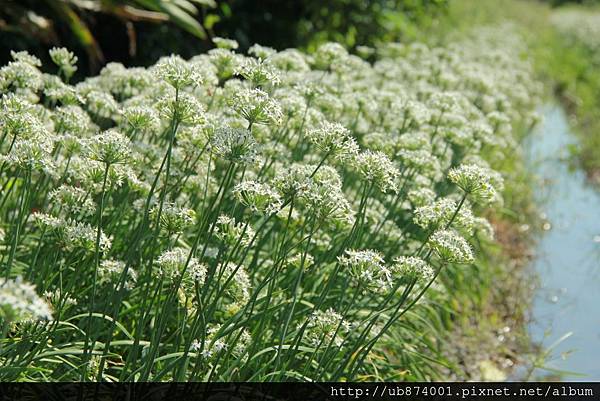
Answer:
[526,104,600,380]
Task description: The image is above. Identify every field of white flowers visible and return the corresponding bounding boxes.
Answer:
[0,25,541,381]
[551,9,600,64]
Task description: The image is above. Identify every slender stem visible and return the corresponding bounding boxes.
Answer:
[5,168,32,278]
[81,162,110,381]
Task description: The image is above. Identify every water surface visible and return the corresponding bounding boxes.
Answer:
[526,104,600,380]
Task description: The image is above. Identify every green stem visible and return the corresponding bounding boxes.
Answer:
[81,162,110,381]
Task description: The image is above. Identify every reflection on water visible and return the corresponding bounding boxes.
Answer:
[526,104,600,380]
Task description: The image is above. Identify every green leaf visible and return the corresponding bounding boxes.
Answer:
[160,2,207,39]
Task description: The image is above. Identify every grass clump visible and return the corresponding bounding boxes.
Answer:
[547,8,600,183]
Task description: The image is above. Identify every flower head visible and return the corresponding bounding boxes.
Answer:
[448,164,501,203]
[212,37,239,50]
[11,50,41,67]
[52,105,93,136]
[155,247,204,282]
[353,150,400,193]
[338,249,392,291]
[306,122,359,162]
[86,130,132,165]
[302,308,349,347]
[157,92,206,126]
[0,277,52,322]
[235,58,280,87]
[313,42,349,70]
[232,181,283,214]
[120,105,160,135]
[153,55,202,89]
[210,127,260,164]
[151,202,196,235]
[229,88,283,126]
[49,184,96,216]
[248,44,277,60]
[413,197,474,232]
[428,229,474,264]
[98,259,137,289]
[49,47,78,80]
[391,256,435,284]
[215,215,255,247]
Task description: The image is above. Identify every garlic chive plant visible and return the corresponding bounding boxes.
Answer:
[0,25,541,381]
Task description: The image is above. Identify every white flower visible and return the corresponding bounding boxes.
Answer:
[11,50,41,67]
[43,289,77,308]
[397,149,440,172]
[63,221,112,253]
[212,37,239,50]
[235,58,280,87]
[474,217,495,240]
[338,249,392,291]
[287,252,315,270]
[448,164,500,202]
[120,105,160,135]
[52,106,93,136]
[49,47,78,80]
[229,88,283,126]
[210,127,261,164]
[413,197,474,232]
[155,247,204,282]
[208,48,241,80]
[153,55,202,89]
[151,202,196,234]
[270,49,310,72]
[302,308,348,347]
[85,90,118,119]
[391,256,435,284]
[408,188,436,207]
[0,277,52,322]
[49,185,96,216]
[190,339,202,352]
[98,259,137,289]
[232,181,283,214]
[86,129,132,165]
[214,215,255,247]
[306,122,359,162]
[1,136,55,170]
[0,61,43,91]
[353,150,400,193]
[157,92,206,126]
[277,165,354,227]
[248,44,276,60]
[313,42,349,70]
[217,262,251,303]
[428,229,474,264]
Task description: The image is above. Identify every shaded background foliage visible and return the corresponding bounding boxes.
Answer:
[0,0,448,76]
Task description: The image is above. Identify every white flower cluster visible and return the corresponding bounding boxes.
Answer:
[214,214,255,247]
[98,259,138,290]
[447,164,500,202]
[303,308,350,347]
[155,247,205,283]
[338,249,393,291]
[232,180,283,214]
[0,277,52,322]
[306,122,359,160]
[428,229,474,264]
[391,256,435,284]
[151,202,196,235]
[413,197,474,232]
[551,10,600,64]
